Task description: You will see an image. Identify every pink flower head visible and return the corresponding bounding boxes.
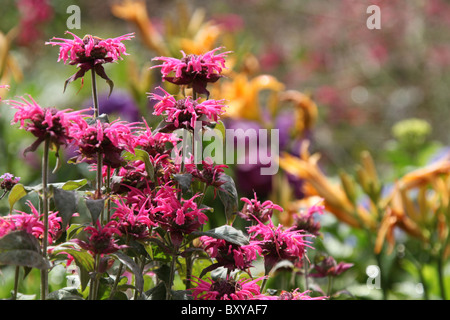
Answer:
[7,95,88,155]
[16,0,53,46]
[151,47,230,96]
[111,197,156,240]
[247,217,314,273]
[310,255,353,278]
[0,173,20,192]
[72,220,126,255]
[185,157,228,192]
[191,276,265,300]
[0,200,62,245]
[46,31,134,93]
[134,119,179,157]
[149,87,227,130]
[238,192,283,223]
[200,236,261,272]
[292,199,325,237]
[151,184,209,246]
[69,118,137,168]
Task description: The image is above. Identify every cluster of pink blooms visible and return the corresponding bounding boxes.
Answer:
[7,95,88,155]
[149,87,227,130]
[46,32,134,92]
[151,47,230,96]
[0,32,337,301]
[0,201,61,245]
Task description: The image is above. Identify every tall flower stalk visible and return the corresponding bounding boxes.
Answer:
[40,137,50,300]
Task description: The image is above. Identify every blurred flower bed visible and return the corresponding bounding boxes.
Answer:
[0,0,450,300]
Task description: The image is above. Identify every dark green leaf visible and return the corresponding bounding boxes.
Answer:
[53,187,78,231]
[217,174,239,225]
[0,231,41,252]
[111,251,144,296]
[0,250,49,269]
[145,282,166,300]
[191,225,249,246]
[173,173,193,194]
[47,288,84,300]
[85,198,105,223]
[51,243,95,272]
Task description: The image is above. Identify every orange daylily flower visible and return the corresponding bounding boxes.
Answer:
[217,72,284,122]
[279,90,318,136]
[279,142,376,229]
[111,0,168,56]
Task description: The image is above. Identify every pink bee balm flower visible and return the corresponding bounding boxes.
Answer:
[133,119,179,157]
[111,197,156,240]
[292,199,325,237]
[238,192,283,223]
[7,95,88,155]
[190,276,265,300]
[69,118,137,168]
[151,47,230,96]
[151,184,209,247]
[247,217,314,273]
[310,255,353,278]
[185,158,228,192]
[149,87,227,130]
[199,236,261,273]
[0,200,62,245]
[72,220,126,255]
[46,31,134,93]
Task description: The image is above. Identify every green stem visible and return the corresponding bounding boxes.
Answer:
[106,166,111,221]
[185,251,193,290]
[303,254,309,291]
[90,253,101,300]
[261,274,269,293]
[326,276,334,298]
[437,255,447,300]
[109,262,124,300]
[91,69,99,118]
[166,254,177,300]
[13,266,19,300]
[40,137,50,300]
[375,252,388,300]
[91,70,103,207]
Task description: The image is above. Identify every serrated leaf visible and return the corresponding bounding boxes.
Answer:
[47,288,84,300]
[0,231,41,252]
[191,225,249,246]
[217,174,239,225]
[85,198,105,223]
[173,173,193,194]
[0,250,49,269]
[51,243,95,272]
[8,183,27,213]
[51,243,94,292]
[53,187,78,231]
